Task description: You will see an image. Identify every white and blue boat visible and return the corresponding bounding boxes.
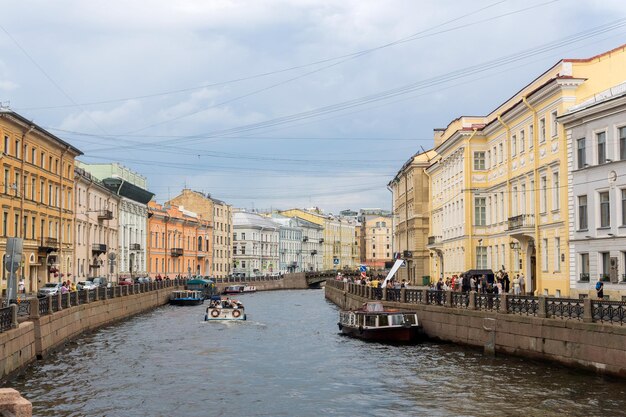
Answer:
[205,297,246,321]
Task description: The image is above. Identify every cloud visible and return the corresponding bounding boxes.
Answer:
[0,80,18,91]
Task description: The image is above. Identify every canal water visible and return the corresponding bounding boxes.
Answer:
[8,289,626,416]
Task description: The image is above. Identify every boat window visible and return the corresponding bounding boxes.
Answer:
[389,315,404,326]
[378,315,388,327]
[365,315,377,327]
[403,314,417,325]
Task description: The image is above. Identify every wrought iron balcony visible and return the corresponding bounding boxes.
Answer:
[171,248,184,257]
[600,273,611,282]
[507,214,535,231]
[303,236,309,242]
[92,243,107,254]
[130,243,141,251]
[579,273,590,282]
[97,210,113,221]
[39,238,58,253]
[311,250,318,255]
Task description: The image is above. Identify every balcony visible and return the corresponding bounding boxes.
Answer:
[130,243,141,251]
[97,210,113,221]
[303,236,309,242]
[427,235,442,246]
[39,238,58,253]
[92,243,107,254]
[171,248,184,257]
[311,250,318,255]
[507,214,535,231]
[197,252,206,258]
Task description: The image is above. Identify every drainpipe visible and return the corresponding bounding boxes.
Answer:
[497,114,512,271]
[523,96,540,295]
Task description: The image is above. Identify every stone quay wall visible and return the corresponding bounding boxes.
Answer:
[0,281,185,381]
[214,273,309,292]
[326,280,626,377]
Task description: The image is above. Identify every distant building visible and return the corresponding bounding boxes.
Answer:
[79,162,153,278]
[560,82,626,299]
[147,202,211,278]
[233,211,279,277]
[167,189,233,278]
[272,214,303,273]
[389,150,435,285]
[73,166,120,281]
[358,209,393,269]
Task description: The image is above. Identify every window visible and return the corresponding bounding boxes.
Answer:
[622,189,626,226]
[580,253,589,281]
[542,239,548,271]
[597,131,606,164]
[3,169,8,194]
[3,135,8,154]
[577,138,586,169]
[578,195,588,230]
[554,237,561,271]
[31,148,36,164]
[552,172,559,211]
[520,184,526,214]
[529,124,534,148]
[476,246,487,269]
[474,197,486,226]
[511,135,517,156]
[520,130,525,153]
[498,143,503,163]
[474,152,485,170]
[539,118,546,142]
[540,176,547,213]
[620,127,626,161]
[30,178,35,200]
[601,252,610,279]
[14,140,20,158]
[241,246,245,255]
[241,233,245,240]
[550,111,558,137]
[600,191,610,227]
[492,146,497,167]
[512,186,518,215]
[2,211,7,236]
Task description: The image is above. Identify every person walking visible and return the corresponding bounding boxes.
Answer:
[519,273,526,295]
[513,275,521,295]
[596,280,604,299]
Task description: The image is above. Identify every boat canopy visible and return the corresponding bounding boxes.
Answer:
[187,278,214,285]
[363,302,385,312]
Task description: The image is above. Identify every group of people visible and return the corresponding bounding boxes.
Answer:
[336,273,409,289]
[433,270,527,295]
[209,297,242,309]
[60,280,78,294]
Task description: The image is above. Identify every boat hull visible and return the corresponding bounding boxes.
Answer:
[169,299,204,306]
[205,308,246,321]
[338,324,421,343]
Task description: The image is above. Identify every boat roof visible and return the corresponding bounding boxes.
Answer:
[187,278,214,284]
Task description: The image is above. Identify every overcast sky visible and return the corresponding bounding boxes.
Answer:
[1,0,625,213]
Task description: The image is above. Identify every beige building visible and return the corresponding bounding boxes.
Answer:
[388,150,435,285]
[358,209,393,270]
[167,189,232,278]
[0,108,82,292]
[73,167,120,281]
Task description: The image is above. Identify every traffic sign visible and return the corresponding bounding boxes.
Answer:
[4,256,20,273]
[359,265,367,273]
[333,258,339,265]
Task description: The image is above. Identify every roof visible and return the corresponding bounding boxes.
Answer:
[233,211,280,230]
[102,177,154,204]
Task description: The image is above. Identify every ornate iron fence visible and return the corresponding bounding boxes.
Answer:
[51,297,60,313]
[592,300,626,325]
[0,306,12,332]
[39,297,50,315]
[405,289,423,304]
[98,287,106,299]
[78,290,88,304]
[387,289,401,302]
[62,293,71,309]
[452,292,469,309]
[107,288,114,298]
[372,288,383,300]
[508,295,538,316]
[476,293,500,311]
[427,290,444,305]
[17,301,31,317]
[546,298,584,320]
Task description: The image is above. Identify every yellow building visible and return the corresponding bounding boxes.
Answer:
[279,208,358,270]
[389,151,435,285]
[1,108,82,293]
[426,44,626,296]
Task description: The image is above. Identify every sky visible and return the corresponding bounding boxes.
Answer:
[1,0,626,214]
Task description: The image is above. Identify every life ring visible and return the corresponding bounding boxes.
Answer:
[232,309,241,318]
[210,309,220,318]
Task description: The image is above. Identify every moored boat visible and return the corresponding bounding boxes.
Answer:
[223,285,244,294]
[169,290,204,306]
[205,297,247,321]
[337,302,421,343]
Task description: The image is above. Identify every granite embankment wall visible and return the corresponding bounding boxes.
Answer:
[214,273,309,292]
[0,283,184,380]
[326,282,626,377]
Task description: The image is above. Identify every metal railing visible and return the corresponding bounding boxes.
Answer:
[17,302,30,317]
[79,290,88,304]
[508,295,538,316]
[452,292,469,308]
[405,289,423,304]
[426,290,444,305]
[546,298,584,320]
[39,297,49,315]
[386,289,401,302]
[592,300,626,325]
[0,306,13,332]
[371,288,383,300]
[507,214,535,230]
[476,293,500,311]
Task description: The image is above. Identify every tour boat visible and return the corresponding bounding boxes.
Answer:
[169,290,204,306]
[337,302,421,343]
[205,297,247,321]
[222,285,257,295]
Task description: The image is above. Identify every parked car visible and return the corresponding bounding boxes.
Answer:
[118,279,133,286]
[77,281,99,291]
[134,276,151,284]
[38,282,63,297]
[87,277,109,288]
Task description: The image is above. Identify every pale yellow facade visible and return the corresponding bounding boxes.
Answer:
[426,44,626,296]
[0,109,82,293]
[279,208,358,270]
